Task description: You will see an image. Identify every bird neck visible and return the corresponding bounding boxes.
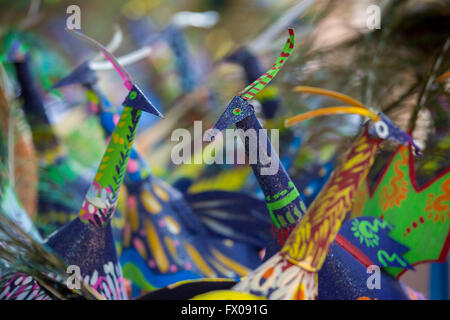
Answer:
[79,104,142,227]
[85,85,152,184]
[235,113,307,244]
[281,127,382,271]
[13,58,61,158]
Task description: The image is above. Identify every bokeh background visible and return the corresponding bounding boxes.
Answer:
[0,0,449,298]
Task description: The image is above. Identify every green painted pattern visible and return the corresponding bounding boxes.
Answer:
[240,29,294,100]
[353,146,450,277]
[377,250,408,268]
[233,108,243,115]
[267,186,302,227]
[93,107,141,194]
[350,218,390,248]
[79,89,142,226]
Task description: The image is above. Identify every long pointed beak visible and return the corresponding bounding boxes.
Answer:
[123,84,164,118]
[293,86,366,108]
[67,28,134,90]
[285,106,380,127]
[50,61,96,90]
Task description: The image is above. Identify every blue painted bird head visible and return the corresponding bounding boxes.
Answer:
[286,86,423,157]
[51,60,98,89]
[367,112,422,156]
[62,28,163,119]
[207,28,296,141]
[207,95,256,140]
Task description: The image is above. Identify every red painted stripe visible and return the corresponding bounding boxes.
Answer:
[335,234,374,268]
[277,229,284,246]
[283,228,290,241]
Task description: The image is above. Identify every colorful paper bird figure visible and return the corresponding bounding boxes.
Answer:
[139,58,426,301]
[207,29,308,258]
[1,29,164,300]
[222,86,423,299]
[52,51,273,298]
[8,44,93,237]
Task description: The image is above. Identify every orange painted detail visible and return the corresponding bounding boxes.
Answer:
[293,283,306,300]
[379,147,409,211]
[356,296,378,300]
[263,267,274,279]
[425,179,450,223]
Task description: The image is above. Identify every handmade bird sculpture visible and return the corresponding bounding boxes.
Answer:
[172,87,422,300]
[208,29,307,252]
[8,43,92,237]
[1,29,164,300]
[141,110,423,300]
[139,84,421,301]
[276,87,426,300]
[186,46,303,197]
[222,87,423,300]
[53,56,273,297]
[91,92,271,297]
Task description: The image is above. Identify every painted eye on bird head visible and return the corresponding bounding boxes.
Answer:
[122,84,164,118]
[369,113,404,141]
[286,86,424,157]
[210,96,255,135]
[373,119,389,139]
[369,113,423,157]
